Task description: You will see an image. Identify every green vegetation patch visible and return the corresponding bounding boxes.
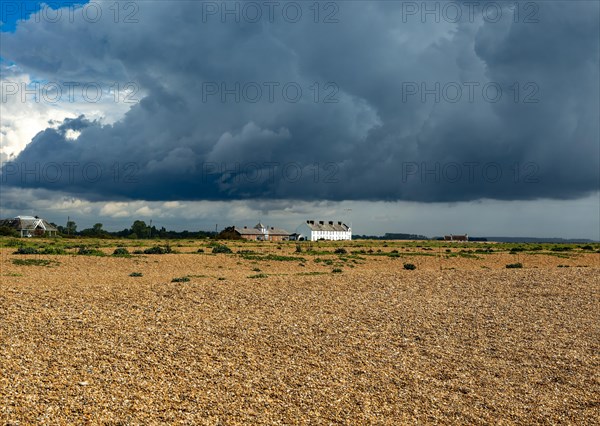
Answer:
[241,253,305,262]
[113,247,131,257]
[296,271,327,276]
[144,245,173,254]
[12,259,60,267]
[212,244,233,254]
[78,246,106,256]
[248,273,269,279]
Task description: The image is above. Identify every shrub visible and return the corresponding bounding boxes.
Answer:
[506,262,523,269]
[113,248,130,256]
[332,268,343,273]
[171,276,190,282]
[143,245,172,255]
[0,226,19,237]
[212,244,232,254]
[197,248,205,253]
[129,272,143,277]
[13,246,40,255]
[334,248,347,254]
[580,245,594,251]
[78,246,105,256]
[403,263,416,270]
[295,244,302,253]
[41,246,66,255]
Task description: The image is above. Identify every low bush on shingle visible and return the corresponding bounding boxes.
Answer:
[113,248,130,257]
[334,248,347,254]
[506,262,523,269]
[403,263,416,270]
[144,245,172,255]
[171,276,190,283]
[78,246,105,256]
[40,246,66,255]
[129,272,143,277]
[13,246,40,255]
[212,244,232,254]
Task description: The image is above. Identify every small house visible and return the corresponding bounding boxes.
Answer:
[223,223,292,241]
[0,216,58,237]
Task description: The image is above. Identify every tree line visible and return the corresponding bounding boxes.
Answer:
[52,220,217,239]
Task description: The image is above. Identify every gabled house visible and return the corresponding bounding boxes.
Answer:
[0,216,58,237]
[223,222,292,241]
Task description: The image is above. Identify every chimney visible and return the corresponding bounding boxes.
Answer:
[329,221,333,225]
[338,221,342,225]
[319,221,324,225]
[244,226,247,229]
[271,227,274,230]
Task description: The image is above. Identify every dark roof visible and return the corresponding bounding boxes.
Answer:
[233,225,291,236]
[303,220,350,232]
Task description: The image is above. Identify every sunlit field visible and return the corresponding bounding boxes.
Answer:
[1,238,599,423]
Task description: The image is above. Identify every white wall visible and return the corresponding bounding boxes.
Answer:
[295,223,351,241]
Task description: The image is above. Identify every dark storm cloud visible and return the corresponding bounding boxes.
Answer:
[1,1,598,202]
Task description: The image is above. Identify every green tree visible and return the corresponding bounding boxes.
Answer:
[66,220,77,235]
[93,223,104,234]
[131,220,150,239]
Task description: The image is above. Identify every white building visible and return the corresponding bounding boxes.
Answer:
[295,220,352,241]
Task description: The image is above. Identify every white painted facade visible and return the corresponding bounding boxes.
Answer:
[296,221,352,241]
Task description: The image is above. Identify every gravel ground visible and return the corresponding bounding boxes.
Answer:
[1,245,599,424]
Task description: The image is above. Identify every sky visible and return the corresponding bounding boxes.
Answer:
[0,1,599,238]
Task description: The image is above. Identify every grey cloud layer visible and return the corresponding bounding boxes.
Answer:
[1,1,598,202]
